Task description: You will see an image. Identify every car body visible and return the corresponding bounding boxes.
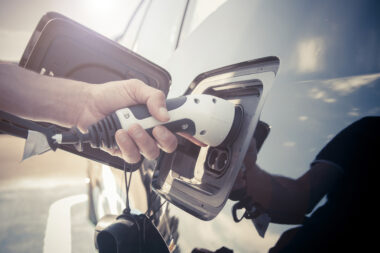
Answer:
[1,0,379,252]
[88,0,380,252]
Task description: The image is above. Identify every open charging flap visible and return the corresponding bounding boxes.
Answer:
[150,57,279,220]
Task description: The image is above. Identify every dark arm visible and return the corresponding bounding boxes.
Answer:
[241,144,342,224]
[235,116,379,226]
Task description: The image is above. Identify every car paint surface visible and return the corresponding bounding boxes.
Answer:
[0,0,378,252]
[112,0,380,252]
[127,0,380,179]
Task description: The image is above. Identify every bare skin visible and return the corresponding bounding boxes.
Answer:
[0,63,178,163]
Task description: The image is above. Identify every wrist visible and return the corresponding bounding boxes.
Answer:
[43,76,93,128]
[66,82,96,129]
[0,64,93,128]
[66,82,93,127]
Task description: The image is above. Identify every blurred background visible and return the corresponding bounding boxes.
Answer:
[0,1,144,253]
[0,2,137,253]
[1,0,379,253]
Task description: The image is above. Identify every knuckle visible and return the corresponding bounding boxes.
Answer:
[127,124,144,138]
[153,126,177,153]
[120,145,140,162]
[152,89,166,102]
[115,130,128,146]
[144,145,160,160]
[129,78,146,86]
[164,136,178,153]
[124,153,141,164]
[127,125,159,160]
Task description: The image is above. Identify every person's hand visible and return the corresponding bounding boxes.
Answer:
[244,137,258,168]
[75,79,178,163]
[230,137,258,200]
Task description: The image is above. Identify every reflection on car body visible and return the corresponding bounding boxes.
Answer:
[0,0,376,252]
[88,0,380,252]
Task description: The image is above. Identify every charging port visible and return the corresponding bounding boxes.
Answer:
[205,147,231,177]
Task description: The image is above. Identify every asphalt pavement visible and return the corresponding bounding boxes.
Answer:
[0,134,97,253]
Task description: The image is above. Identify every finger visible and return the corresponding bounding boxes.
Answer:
[244,138,258,166]
[247,137,258,153]
[102,146,122,158]
[127,123,160,160]
[244,150,257,170]
[231,169,247,191]
[115,129,141,163]
[152,125,178,153]
[126,80,170,122]
[146,89,170,122]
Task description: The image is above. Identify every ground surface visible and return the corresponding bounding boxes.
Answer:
[0,134,284,253]
[0,134,97,253]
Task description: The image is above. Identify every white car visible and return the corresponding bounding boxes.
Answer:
[1,1,379,252]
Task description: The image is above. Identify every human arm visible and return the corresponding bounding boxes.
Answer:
[0,63,178,163]
[234,139,342,224]
[0,62,89,127]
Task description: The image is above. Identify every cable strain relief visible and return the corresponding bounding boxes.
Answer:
[62,127,88,152]
[87,113,122,149]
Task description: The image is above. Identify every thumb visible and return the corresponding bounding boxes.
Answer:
[126,79,170,122]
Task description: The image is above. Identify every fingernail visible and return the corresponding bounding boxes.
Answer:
[159,107,170,121]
